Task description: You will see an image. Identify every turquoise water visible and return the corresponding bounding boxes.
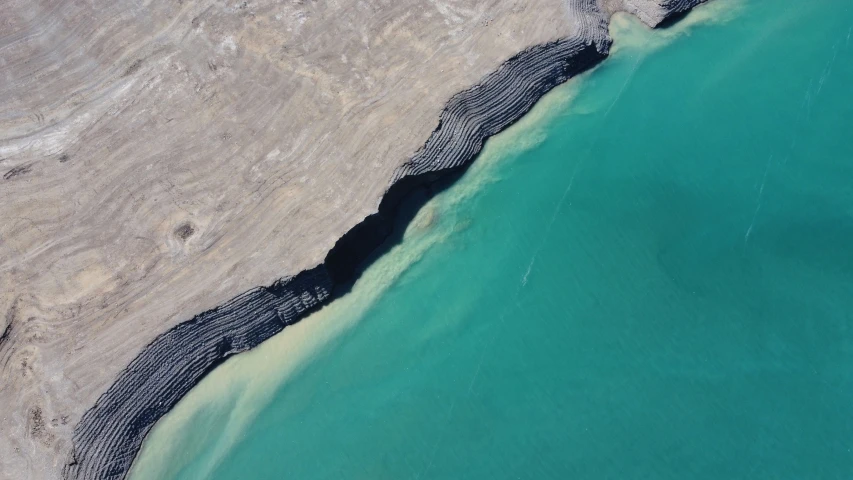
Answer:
[131,1,853,478]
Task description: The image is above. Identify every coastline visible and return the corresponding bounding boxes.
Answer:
[132,0,853,477]
[128,69,591,479]
[65,2,711,479]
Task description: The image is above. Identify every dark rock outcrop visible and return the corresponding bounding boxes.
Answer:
[64,267,332,480]
[659,0,711,26]
[65,1,714,478]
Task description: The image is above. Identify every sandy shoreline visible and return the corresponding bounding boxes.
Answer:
[0,1,711,478]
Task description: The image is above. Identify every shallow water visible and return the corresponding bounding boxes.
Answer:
[131,1,853,478]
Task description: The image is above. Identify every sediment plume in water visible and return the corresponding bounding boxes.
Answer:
[65,2,713,478]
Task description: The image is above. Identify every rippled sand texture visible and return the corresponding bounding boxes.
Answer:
[0,0,704,478]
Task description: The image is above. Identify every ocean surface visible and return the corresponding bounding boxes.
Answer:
[130,1,853,478]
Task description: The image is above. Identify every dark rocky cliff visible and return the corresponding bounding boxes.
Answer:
[65,1,714,478]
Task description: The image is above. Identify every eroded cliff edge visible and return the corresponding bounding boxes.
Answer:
[62,1,711,479]
[0,0,712,478]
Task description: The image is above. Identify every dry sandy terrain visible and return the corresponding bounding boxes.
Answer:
[1,0,689,478]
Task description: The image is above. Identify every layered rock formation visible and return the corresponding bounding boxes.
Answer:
[66,267,332,479]
[0,0,708,478]
[67,40,607,479]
